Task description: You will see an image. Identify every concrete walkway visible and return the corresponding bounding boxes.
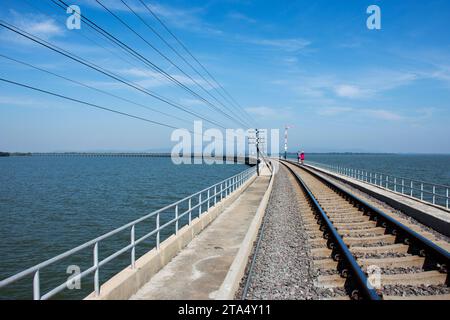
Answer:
[130,172,271,300]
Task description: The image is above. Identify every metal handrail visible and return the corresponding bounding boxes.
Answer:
[306,161,450,210]
[0,166,257,300]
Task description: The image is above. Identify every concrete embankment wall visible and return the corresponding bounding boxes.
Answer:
[85,173,258,300]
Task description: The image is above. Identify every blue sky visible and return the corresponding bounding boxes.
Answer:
[0,0,450,153]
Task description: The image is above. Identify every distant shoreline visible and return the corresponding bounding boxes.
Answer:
[1,151,450,157]
[0,152,32,157]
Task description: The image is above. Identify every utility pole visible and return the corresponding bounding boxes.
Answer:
[248,129,262,176]
[284,125,292,160]
[256,128,260,176]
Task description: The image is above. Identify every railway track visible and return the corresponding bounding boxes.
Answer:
[271,160,450,300]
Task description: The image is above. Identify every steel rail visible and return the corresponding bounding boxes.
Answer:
[289,161,450,273]
[281,162,380,300]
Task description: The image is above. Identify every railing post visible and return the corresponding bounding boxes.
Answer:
[131,225,135,268]
[411,181,413,197]
[394,178,397,192]
[175,204,179,234]
[421,183,424,201]
[199,193,202,216]
[386,175,388,188]
[214,185,217,206]
[156,212,160,250]
[188,198,192,224]
[433,186,436,205]
[33,270,40,300]
[402,179,404,194]
[93,242,99,296]
[224,181,227,197]
[220,183,223,201]
[207,189,210,211]
[447,188,449,209]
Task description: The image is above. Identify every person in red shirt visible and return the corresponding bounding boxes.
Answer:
[300,151,305,165]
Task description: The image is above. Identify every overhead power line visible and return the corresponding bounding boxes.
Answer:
[0,77,248,146]
[0,53,193,126]
[119,0,253,128]
[0,77,183,131]
[138,0,257,127]
[52,0,249,128]
[0,20,228,129]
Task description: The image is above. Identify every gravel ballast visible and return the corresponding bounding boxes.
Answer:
[237,166,335,300]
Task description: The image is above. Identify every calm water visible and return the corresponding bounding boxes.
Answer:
[0,156,248,299]
[288,153,450,187]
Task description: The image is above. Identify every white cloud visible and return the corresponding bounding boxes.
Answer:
[318,107,434,122]
[119,67,159,78]
[318,107,353,116]
[0,96,67,109]
[0,96,36,106]
[245,106,291,119]
[319,106,403,121]
[246,106,277,117]
[80,0,222,35]
[116,67,217,89]
[243,37,311,52]
[363,109,404,121]
[178,98,204,107]
[8,10,63,39]
[275,69,420,104]
[334,85,370,99]
[227,12,256,24]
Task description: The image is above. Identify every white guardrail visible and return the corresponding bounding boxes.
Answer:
[0,166,257,300]
[306,161,449,210]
